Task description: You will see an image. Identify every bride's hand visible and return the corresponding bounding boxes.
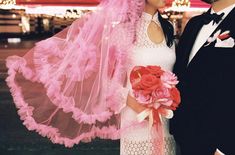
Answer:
[126,94,146,113]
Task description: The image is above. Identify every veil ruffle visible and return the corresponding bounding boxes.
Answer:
[6,0,145,147]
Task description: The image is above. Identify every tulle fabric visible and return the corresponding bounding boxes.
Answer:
[6,0,164,153]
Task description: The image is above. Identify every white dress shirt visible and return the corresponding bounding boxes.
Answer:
[188,3,235,63]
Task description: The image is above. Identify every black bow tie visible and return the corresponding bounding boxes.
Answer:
[202,12,225,25]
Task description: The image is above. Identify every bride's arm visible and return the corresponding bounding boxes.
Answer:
[126,94,146,113]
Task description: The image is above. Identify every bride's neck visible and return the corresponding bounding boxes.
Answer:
[144,4,158,16]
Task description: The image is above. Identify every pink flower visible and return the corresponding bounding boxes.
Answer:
[133,91,153,104]
[160,71,179,88]
[152,87,173,106]
[152,87,170,99]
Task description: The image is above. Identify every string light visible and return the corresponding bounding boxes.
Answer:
[170,0,191,12]
[0,0,16,5]
[172,0,191,8]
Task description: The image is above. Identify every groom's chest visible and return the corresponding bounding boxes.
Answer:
[186,17,235,69]
[188,22,220,62]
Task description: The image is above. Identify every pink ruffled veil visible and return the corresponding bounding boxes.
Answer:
[6,0,145,147]
[6,0,166,153]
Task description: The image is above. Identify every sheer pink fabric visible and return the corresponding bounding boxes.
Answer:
[6,0,144,147]
[6,0,165,153]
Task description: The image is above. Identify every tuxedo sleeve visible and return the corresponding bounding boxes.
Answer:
[173,17,198,78]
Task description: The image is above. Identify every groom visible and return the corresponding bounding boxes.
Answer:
[170,0,235,154]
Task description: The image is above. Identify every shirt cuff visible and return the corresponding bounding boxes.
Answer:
[216,148,225,155]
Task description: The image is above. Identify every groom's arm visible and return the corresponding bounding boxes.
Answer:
[170,15,203,136]
[173,16,200,78]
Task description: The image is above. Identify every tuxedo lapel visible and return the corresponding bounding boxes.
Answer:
[178,15,205,70]
[187,7,235,67]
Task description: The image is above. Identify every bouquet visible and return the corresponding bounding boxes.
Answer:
[130,65,181,127]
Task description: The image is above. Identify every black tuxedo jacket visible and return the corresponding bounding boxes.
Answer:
[170,7,235,155]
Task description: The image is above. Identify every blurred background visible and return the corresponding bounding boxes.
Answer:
[0,0,209,155]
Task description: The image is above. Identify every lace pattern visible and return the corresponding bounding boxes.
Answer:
[134,12,167,48]
[121,136,176,155]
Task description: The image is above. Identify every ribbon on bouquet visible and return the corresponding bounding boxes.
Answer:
[136,102,174,129]
[136,102,172,155]
[136,108,160,129]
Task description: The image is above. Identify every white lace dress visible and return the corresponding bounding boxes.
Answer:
[120,12,176,155]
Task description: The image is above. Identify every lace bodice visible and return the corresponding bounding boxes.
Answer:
[126,12,176,91]
[135,12,166,48]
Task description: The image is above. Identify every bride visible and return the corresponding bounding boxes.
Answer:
[121,0,176,155]
[6,0,177,154]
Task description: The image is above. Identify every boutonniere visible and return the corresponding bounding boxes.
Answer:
[205,29,235,48]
